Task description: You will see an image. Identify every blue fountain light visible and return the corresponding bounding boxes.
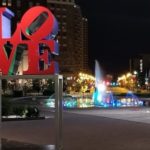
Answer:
[45,59,143,109]
[93,89,119,107]
[93,60,143,108]
[63,99,77,108]
[93,88,144,107]
[124,91,143,106]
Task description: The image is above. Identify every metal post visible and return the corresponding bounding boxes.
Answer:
[59,75,63,149]
[55,75,63,150]
[0,73,2,150]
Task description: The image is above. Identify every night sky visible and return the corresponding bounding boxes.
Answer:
[75,0,150,76]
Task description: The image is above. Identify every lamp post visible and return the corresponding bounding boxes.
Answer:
[133,70,138,92]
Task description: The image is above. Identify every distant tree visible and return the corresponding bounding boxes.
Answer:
[32,79,41,93]
[47,79,54,91]
[2,79,7,94]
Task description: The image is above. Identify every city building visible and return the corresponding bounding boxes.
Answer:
[130,54,150,88]
[130,54,150,73]
[82,17,89,73]
[0,0,89,76]
[47,0,89,76]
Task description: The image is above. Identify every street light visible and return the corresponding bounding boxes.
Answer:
[133,70,138,75]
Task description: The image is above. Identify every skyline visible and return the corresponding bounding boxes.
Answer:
[75,0,150,76]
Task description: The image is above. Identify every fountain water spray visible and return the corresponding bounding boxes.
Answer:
[93,60,108,106]
[93,60,143,107]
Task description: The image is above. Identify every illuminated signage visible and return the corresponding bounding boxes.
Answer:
[0,6,59,75]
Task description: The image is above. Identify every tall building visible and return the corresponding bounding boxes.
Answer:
[130,54,150,73]
[130,54,150,87]
[47,0,89,75]
[0,0,89,75]
[82,17,88,72]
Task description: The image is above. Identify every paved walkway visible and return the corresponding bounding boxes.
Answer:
[68,107,150,124]
[2,139,55,150]
[1,107,150,150]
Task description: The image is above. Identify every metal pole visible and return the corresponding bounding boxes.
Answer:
[55,75,63,150]
[59,76,63,149]
[0,72,2,149]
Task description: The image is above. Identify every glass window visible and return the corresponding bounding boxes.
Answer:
[2,0,7,6]
[8,0,12,6]
[29,2,33,7]
[17,0,21,7]
[17,10,22,19]
[36,2,40,6]
[63,8,67,11]
[62,15,66,18]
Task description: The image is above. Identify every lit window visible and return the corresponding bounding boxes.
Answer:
[140,59,143,73]
[2,0,7,6]
[62,15,66,18]
[56,8,61,11]
[63,8,67,11]
[62,22,66,25]
[57,15,61,18]
[62,36,67,39]
[8,0,12,6]
[36,2,40,6]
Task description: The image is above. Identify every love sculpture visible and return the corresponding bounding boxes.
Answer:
[0,6,63,149]
[0,6,59,75]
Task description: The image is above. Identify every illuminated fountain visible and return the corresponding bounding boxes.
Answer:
[93,60,143,107]
[119,91,143,107]
[93,60,110,107]
[46,60,143,108]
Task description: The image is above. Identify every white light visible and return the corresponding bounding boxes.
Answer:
[97,83,106,92]
[133,71,138,75]
[97,95,102,102]
[146,110,150,113]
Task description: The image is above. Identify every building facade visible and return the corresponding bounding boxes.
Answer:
[82,17,88,72]
[47,0,89,75]
[130,54,150,88]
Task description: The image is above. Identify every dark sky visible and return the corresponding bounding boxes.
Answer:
[75,0,150,76]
